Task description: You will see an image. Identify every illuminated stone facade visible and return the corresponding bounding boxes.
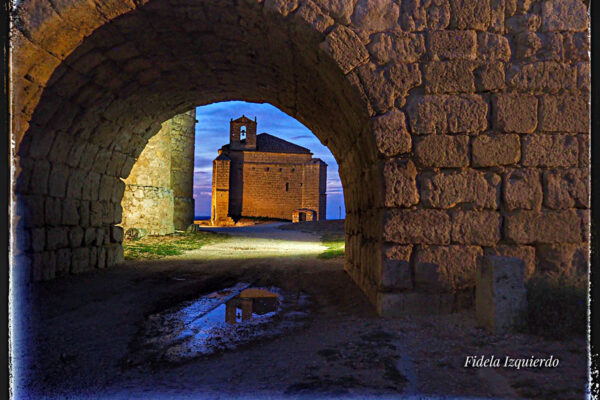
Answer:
[211,116,327,225]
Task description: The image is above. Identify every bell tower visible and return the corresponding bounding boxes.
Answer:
[230,115,257,150]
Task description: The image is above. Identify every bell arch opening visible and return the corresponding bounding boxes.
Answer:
[12,0,383,309]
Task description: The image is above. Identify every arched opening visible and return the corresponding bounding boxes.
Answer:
[12,0,382,304]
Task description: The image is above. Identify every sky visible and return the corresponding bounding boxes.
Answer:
[193,101,345,220]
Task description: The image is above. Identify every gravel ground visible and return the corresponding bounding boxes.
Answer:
[10,222,587,399]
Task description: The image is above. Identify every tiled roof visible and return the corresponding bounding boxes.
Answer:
[255,133,311,154]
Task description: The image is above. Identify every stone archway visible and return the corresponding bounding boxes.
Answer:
[10,0,590,317]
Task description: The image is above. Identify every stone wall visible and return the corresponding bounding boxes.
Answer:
[216,150,327,221]
[11,0,589,318]
[120,110,196,235]
[170,111,196,230]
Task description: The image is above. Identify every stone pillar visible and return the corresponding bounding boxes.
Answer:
[121,120,174,235]
[170,110,196,230]
[476,255,528,334]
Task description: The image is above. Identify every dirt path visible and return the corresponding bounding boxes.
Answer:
[11,222,587,399]
[179,222,327,260]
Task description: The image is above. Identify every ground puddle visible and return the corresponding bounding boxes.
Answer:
[130,283,311,364]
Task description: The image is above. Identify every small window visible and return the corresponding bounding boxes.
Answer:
[285,182,289,192]
[279,168,283,172]
[291,168,295,172]
[265,167,270,171]
[300,183,303,187]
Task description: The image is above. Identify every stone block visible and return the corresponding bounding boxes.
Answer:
[84,227,96,246]
[539,94,589,133]
[414,135,469,168]
[504,210,583,244]
[577,62,590,92]
[66,168,85,199]
[62,198,79,226]
[419,170,499,209]
[90,201,103,227]
[377,292,455,317]
[543,169,588,209]
[477,32,511,62]
[450,0,491,30]
[384,159,419,207]
[370,108,412,156]
[472,133,521,167]
[295,0,334,33]
[428,30,477,60]
[367,32,426,65]
[399,0,427,31]
[111,226,124,243]
[414,245,483,292]
[407,95,488,134]
[513,32,563,62]
[536,243,582,273]
[95,228,105,247]
[356,63,394,114]
[493,94,538,133]
[451,211,501,246]
[79,201,90,227]
[47,164,69,197]
[380,245,413,290]
[351,0,400,33]
[563,32,590,62]
[485,245,536,279]
[45,197,62,226]
[99,175,115,201]
[522,134,578,167]
[427,0,451,29]
[507,62,576,92]
[384,209,451,245]
[541,0,588,32]
[71,247,90,274]
[46,227,69,250]
[82,172,101,201]
[475,63,506,91]
[97,247,107,269]
[29,161,50,195]
[320,25,368,74]
[489,0,505,33]
[502,169,543,211]
[476,255,527,334]
[68,226,84,248]
[506,14,541,32]
[385,63,422,95]
[423,61,475,94]
[56,248,71,276]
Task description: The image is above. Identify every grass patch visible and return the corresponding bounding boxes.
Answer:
[518,272,587,339]
[318,234,345,259]
[123,231,227,260]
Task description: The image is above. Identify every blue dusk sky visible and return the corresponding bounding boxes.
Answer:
[193,101,345,220]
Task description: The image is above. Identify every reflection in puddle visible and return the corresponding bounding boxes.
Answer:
[132,284,310,364]
[226,288,280,324]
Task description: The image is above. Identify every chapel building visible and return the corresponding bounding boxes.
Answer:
[211,116,327,225]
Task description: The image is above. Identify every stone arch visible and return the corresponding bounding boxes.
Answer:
[10,0,590,317]
[11,0,383,308]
